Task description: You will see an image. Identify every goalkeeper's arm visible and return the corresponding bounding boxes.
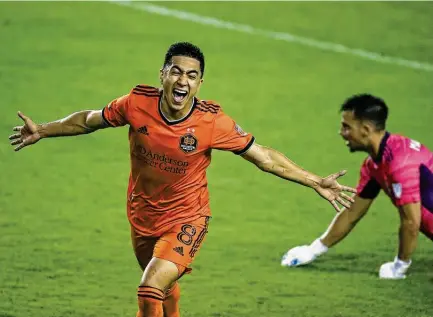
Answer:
[281,196,375,267]
[315,195,374,251]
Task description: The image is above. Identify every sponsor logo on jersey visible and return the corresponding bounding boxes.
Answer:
[133,145,188,175]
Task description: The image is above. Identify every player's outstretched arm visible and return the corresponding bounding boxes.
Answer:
[241,143,356,212]
[9,110,107,151]
[319,195,372,246]
[281,195,373,267]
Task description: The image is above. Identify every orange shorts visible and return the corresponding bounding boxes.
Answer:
[131,216,210,276]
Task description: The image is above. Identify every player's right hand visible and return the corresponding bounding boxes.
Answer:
[9,111,41,151]
[281,245,317,267]
[281,238,328,267]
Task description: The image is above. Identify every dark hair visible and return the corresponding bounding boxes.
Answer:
[163,42,205,77]
[340,94,388,130]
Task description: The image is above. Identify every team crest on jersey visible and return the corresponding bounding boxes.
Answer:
[392,183,402,199]
[179,133,198,153]
[235,123,247,136]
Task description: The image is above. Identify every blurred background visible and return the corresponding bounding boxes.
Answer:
[1,1,432,316]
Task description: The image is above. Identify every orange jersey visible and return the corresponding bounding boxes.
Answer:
[102,85,254,236]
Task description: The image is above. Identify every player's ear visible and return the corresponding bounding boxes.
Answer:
[196,78,204,94]
[159,68,164,85]
[361,121,374,136]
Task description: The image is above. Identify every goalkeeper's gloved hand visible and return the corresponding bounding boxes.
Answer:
[379,257,411,279]
[281,238,328,267]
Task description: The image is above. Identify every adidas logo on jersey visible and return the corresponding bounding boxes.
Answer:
[137,126,149,135]
[173,246,184,256]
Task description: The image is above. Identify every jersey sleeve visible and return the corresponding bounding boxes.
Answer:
[356,159,381,199]
[211,111,255,155]
[102,93,132,127]
[389,153,421,206]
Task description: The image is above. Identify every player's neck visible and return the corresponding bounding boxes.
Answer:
[160,97,195,121]
[369,130,388,160]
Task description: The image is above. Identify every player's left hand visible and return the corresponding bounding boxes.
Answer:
[314,170,357,212]
[379,257,411,279]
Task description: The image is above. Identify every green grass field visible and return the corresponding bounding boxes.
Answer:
[1,1,433,316]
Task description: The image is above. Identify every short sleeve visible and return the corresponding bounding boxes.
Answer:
[102,94,132,127]
[356,159,381,199]
[211,111,255,155]
[389,154,420,206]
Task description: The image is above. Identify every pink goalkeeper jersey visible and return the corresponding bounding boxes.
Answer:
[356,132,433,239]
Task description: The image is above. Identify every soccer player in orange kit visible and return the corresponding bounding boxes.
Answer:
[9,42,356,317]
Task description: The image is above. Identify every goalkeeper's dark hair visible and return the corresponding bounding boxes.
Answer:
[163,42,205,78]
[340,94,388,130]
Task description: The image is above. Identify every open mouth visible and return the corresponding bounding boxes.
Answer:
[172,88,188,104]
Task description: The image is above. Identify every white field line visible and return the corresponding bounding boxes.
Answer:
[112,1,433,73]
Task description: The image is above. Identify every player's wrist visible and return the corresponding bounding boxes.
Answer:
[309,238,328,256]
[394,256,411,267]
[36,124,47,139]
[305,173,322,189]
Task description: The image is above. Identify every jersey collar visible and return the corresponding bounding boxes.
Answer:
[158,96,197,126]
[373,131,391,163]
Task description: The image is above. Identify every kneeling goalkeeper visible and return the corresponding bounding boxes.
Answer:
[282,94,433,280]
